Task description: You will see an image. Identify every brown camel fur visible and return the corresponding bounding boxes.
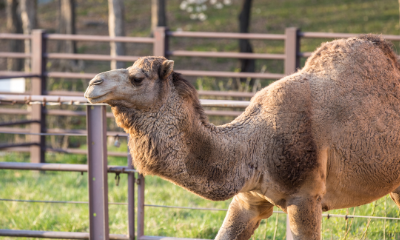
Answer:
[85,35,400,240]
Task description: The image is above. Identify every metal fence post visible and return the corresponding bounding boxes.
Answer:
[137,174,145,238]
[286,216,294,240]
[127,137,135,240]
[284,27,300,75]
[30,29,46,163]
[284,29,299,239]
[153,26,167,57]
[87,105,109,240]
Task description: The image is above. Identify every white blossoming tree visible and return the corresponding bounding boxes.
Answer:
[179,0,255,88]
[179,0,232,21]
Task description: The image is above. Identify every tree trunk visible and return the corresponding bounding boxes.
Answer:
[151,0,167,35]
[6,0,23,71]
[238,0,255,84]
[20,0,37,72]
[398,0,400,29]
[57,0,77,71]
[108,0,125,69]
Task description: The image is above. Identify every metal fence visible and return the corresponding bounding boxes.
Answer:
[2,29,400,239]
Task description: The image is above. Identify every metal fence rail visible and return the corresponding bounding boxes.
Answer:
[0,96,252,240]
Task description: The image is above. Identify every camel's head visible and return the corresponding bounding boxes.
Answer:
[84,56,174,109]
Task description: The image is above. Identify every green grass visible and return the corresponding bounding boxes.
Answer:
[1,152,400,240]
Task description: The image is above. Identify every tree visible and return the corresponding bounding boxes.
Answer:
[151,0,167,35]
[57,0,77,71]
[238,0,255,81]
[6,0,23,71]
[398,0,400,29]
[108,0,125,69]
[20,0,37,72]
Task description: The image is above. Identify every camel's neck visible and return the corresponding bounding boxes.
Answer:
[112,89,264,200]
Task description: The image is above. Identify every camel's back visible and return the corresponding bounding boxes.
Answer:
[250,35,400,201]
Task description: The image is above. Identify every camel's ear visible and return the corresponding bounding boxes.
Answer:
[159,60,174,80]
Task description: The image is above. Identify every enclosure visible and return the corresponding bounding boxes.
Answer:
[1,28,400,239]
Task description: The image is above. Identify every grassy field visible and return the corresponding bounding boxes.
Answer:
[1,148,400,240]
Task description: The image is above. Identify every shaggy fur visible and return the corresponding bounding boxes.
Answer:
[84,35,400,240]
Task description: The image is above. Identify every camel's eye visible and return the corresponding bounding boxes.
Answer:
[130,76,144,85]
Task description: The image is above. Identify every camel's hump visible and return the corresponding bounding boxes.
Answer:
[302,34,400,77]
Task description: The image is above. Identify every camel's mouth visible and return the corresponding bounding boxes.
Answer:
[85,92,109,104]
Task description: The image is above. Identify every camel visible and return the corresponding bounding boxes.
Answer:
[84,35,400,240]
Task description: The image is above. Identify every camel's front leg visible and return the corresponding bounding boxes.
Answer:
[287,195,322,240]
[215,192,274,240]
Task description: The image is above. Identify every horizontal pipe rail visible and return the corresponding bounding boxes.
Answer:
[0,108,29,114]
[198,90,254,97]
[43,70,283,80]
[45,71,95,79]
[46,90,255,98]
[0,229,128,240]
[0,52,31,59]
[46,109,240,117]
[168,31,286,40]
[45,53,140,62]
[44,70,285,80]
[0,142,38,149]
[45,109,114,118]
[0,33,31,40]
[0,94,251,108]
[204,110,241,116]
[0,198,126,205]
[46,90,85,96]
[0,71,39,79]
[0,162,137,173]
[298,52,312,58]
[0,198,128,205]
[0,120,38,127]
[0,128,126,137]
[45,34,155,43]
[0,94,88,103]
[168,50,285,60]
[46,128,127,137]
[0,144,129,157]
[176,70,284,79]
[46,148,128,157]
[299,32,357,39]
[299,32,400,41]
[0,146,30,152]
[0,91,30,95]
[200,99,249,107]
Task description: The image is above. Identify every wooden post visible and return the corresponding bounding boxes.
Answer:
[153,26,167,57]
[284,27,300,75]
[30,29,46,163]
[87,105,109,240]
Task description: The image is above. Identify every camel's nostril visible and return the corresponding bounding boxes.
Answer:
[92,79,104,85]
